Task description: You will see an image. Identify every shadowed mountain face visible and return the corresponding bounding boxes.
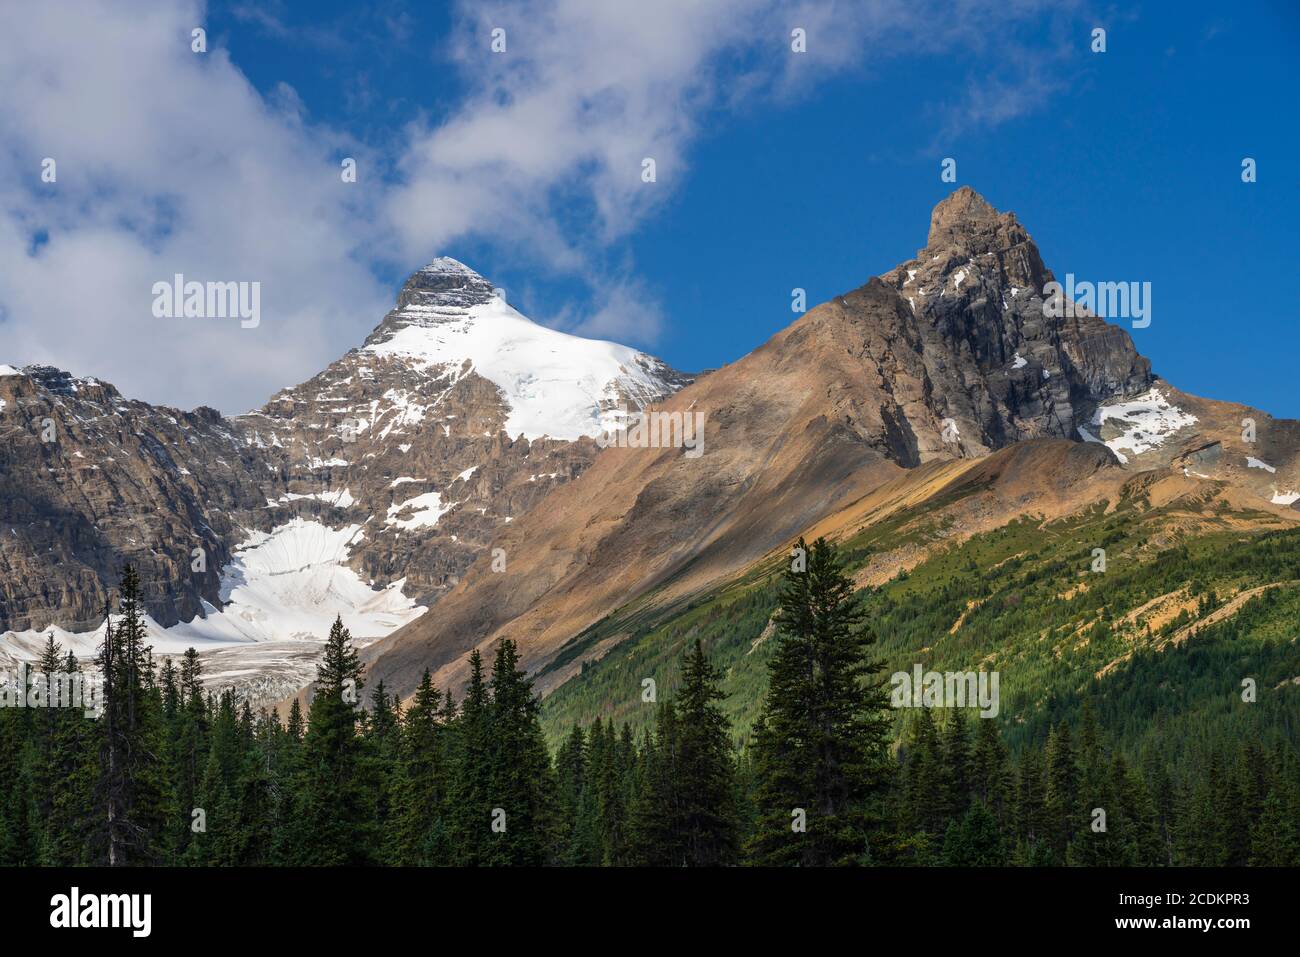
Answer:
[363,187,1286,706]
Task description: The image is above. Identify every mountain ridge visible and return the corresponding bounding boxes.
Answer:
[354,187,1299,708]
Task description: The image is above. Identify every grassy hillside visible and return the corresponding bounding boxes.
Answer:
[540,476,1300,761]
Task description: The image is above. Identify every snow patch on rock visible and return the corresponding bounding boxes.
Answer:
[1083,387,1197,463]
[386,491,455,530]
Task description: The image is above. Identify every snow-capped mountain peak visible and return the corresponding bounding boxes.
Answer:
[363,259,689,441]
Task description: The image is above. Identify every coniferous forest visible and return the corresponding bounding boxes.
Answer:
[1,541,1297,868]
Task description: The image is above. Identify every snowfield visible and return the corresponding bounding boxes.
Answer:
[0,519,425,696]
[1078,387,1198,464]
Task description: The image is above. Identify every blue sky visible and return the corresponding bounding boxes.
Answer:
[3,1,1297,415]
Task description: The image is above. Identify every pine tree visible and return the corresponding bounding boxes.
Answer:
[672,639,741,866]
[390,670,450,865]
[747,537,892,866]
[940,710,971,821]
[447,650,492,865]
[484,639,558,866]
[297,615,376,865]
[94,568,172,865]
[1043,722,1079,864]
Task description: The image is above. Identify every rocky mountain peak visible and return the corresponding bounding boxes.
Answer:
[366,256,500,346]
[924,186,1034,266]
[401,256,496,307]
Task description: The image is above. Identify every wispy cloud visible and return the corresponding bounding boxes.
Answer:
[0,0,1069,412]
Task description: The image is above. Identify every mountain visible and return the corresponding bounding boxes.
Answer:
[357,187,1300,710]
[0,259,689,701]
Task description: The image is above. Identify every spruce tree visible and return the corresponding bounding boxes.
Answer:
[446,650,491,864]
[365,681,402,861]
[969,716,1011,828]
[484,639,558,866]
[1043,722,1080,864]
[672,639,741,866]
[747,537,892,866]
[297,615,376,865]
[554,724,589,865]
[942,800,1005,866]
[940,710,971,821]
[94,568,172,865]
[630,705,683,866]
[390,670,450,865]
[43,650,96,865]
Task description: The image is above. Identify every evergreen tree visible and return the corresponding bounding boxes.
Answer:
[297,616,375,865]
[93,568,172,865]
[390,670,450,865]
[554,724,590,865]
[942,800,1005,866]
[484,639,558,866]
[672,639,741,866]
[1013,744,1049,863]
[1043,722,1079,863]
[969,716,1012,828]
[592,718,630,865]
[43,650,96,865]
[902,707,945,837]
[630,706,683,866]
[365,681,402,862]
[940,710,971,821]
[747,537,892,866]
[1250,788,1299,866]
[447,650,492,865]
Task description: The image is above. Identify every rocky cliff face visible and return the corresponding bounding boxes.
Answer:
[873,185,1152,458]
[0,365,266,632]
[0,260,690,691]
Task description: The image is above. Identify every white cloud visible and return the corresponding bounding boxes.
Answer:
[0,0,1065,413]
[0,0,388,413]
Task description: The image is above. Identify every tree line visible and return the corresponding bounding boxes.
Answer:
[0,541,1296,866]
